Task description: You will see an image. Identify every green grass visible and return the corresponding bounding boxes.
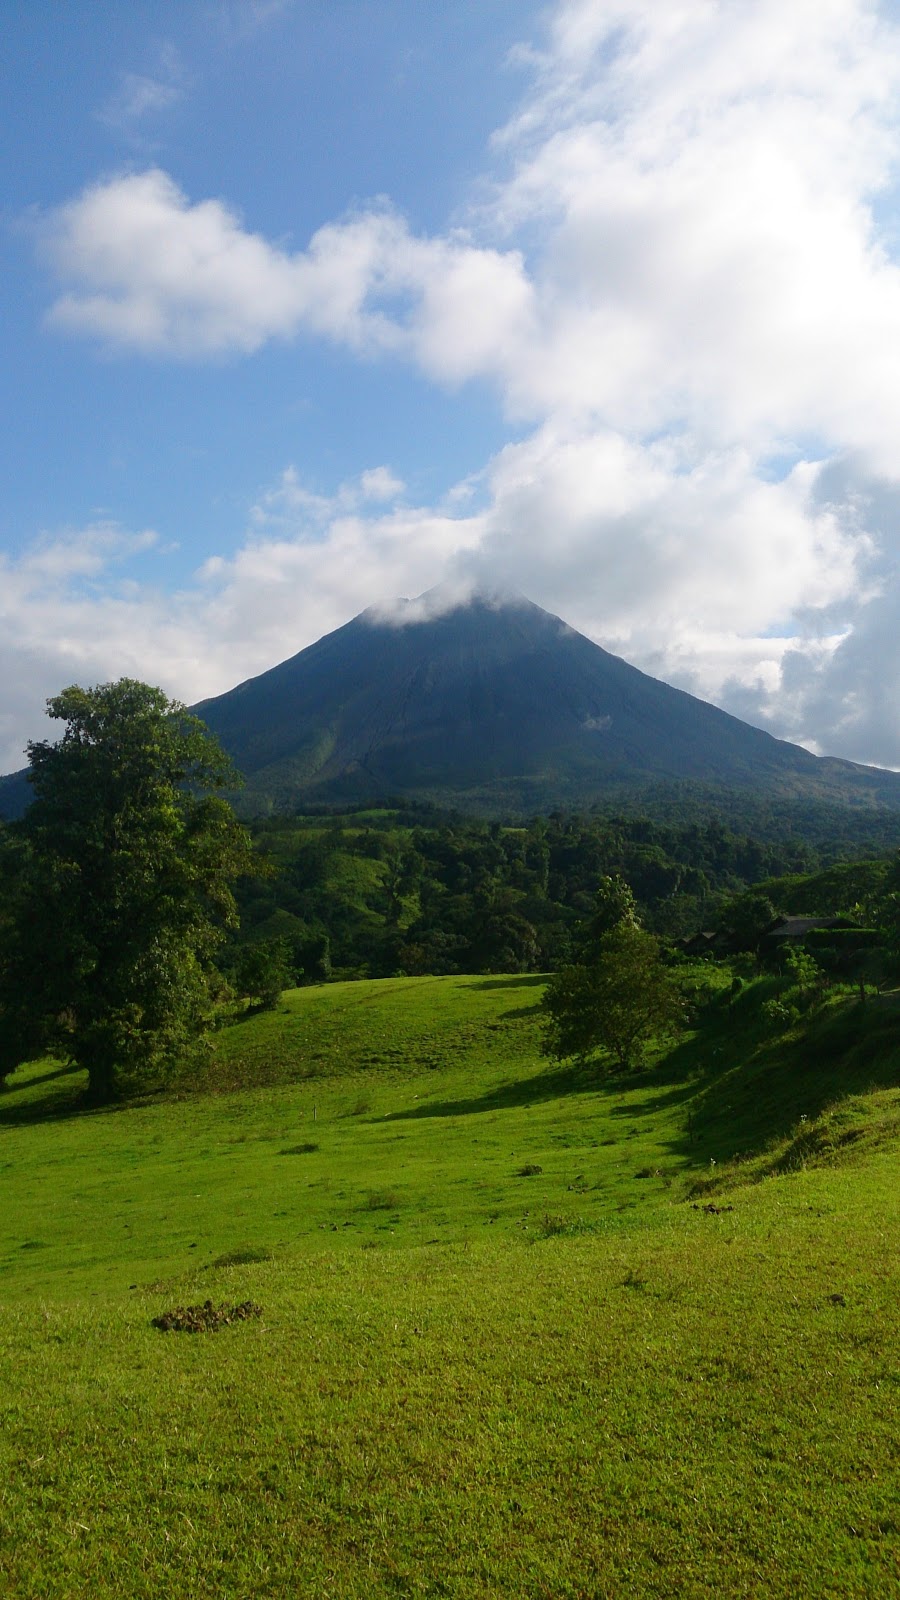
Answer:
[1,973,899,1596]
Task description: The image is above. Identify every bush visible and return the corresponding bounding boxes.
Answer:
[234,939,292,1010]
[761,997,801,1031]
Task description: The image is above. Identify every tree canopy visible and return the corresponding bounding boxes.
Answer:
[574,873,640,958]
[0,680,255,1102]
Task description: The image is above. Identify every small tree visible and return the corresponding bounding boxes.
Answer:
[0,680,255,1102]
[542,924,682,1071]
[783,945,820,1000]
[234,938,292,1011]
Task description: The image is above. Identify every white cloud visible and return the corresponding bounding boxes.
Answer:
[41,172,536,374]
[0,445,872,774]
[470,426,874,636]
[17,0,900,771]
[47,4,900,460]
[212,0,296,43]
[0,483,482,773]
[240,462,406,535]
[12,522,158,583]
[359,467,405,502]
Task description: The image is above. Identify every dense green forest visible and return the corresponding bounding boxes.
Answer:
[6,781,900,1001]
[223,794,900,982]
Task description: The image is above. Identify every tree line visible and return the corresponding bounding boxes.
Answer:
[228,799,900,981]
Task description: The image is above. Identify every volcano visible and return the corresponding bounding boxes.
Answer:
[3,589,899,821]
[188,589,900,816]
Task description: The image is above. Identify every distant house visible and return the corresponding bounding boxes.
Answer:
[681,930,726,956]
[682,914,861,960]
[764,915,855,943]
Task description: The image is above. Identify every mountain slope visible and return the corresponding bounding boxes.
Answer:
[193,591,900,815]
[0,768,32,823]
[3,590,899,822]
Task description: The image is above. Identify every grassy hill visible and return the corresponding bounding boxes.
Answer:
[1,974,899,1596]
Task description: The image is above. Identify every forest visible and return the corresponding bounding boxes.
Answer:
[224,795,900,986]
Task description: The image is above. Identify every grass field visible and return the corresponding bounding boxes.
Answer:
[1,974,898,1597]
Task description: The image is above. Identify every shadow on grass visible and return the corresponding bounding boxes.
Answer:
[0,1059,158,1128]
[377,1043,695,1132]
[381,1059,604,1122]
[384,991,900,1179]
[685,997,900,1167]
[219,1005,272,1032]
[3,1059,78,1094]
[0,1063,94,1127]
[462,975,547,993]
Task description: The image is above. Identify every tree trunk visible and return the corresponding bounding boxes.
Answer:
[84,1050,118,1105]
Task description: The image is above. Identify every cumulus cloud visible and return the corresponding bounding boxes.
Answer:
[457,426,879,727]
[41,171,535,375]
[485,0,900,466]
[0,446,870,774]
[197,469,485,659]
[44,3,900,458]
[18,0,900,770]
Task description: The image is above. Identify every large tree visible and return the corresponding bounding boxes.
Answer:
[0,681,255,1103]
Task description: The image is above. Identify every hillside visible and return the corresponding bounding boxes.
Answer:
[0,768,31,822]
[2,972,899,1596]
[194,590,900,816]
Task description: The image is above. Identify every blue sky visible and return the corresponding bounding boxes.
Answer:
[4,0,900,773]
[1,2,534,575]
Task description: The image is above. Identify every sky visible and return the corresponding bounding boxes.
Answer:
[4,0,900,774]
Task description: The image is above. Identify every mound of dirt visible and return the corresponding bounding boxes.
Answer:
[151,1299,262,1333]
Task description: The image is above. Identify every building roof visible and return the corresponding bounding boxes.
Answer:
[766,915,852,939]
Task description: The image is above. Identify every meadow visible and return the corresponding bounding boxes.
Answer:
[1,974,898,1597]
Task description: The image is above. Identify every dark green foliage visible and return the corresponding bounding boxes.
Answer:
[0,681,255,1101]
[802,926,879,955]
[219,801,900,982]
[542,924,683,1070]
[753,857,892,918]
[234,938,291,1010]
[0,769,32,823]
[465,903,539,974]
[575,873,639,956]
[782,946,821,998]
[716,890,780,953]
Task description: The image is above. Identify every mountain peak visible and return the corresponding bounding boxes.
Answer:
[360,578,531,629]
